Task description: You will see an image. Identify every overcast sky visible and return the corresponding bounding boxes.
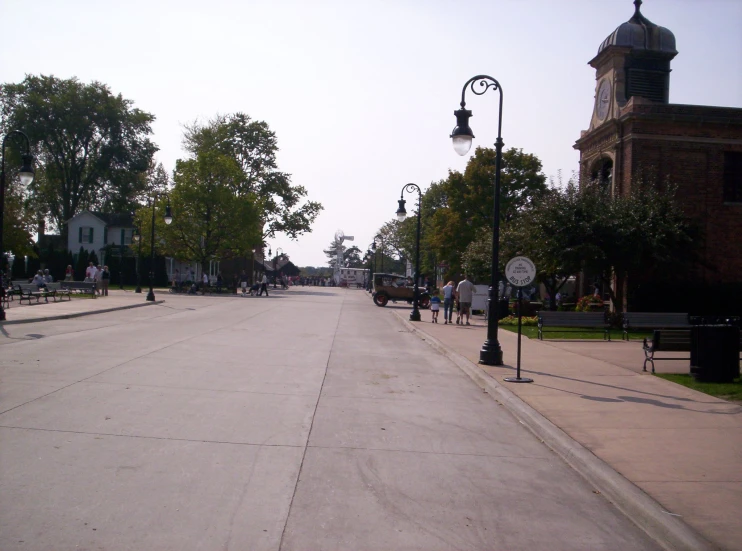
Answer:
[2,0,740,266]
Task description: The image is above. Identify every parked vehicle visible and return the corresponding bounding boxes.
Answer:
[372,272,430,308]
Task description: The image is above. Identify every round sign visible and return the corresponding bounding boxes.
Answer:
[505,256,536,287]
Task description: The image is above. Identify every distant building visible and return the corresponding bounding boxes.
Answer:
[65,211,136,263]
[574,0,742,311]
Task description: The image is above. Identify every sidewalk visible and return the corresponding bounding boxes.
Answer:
[0,289,164,325]
[393,310,741,551]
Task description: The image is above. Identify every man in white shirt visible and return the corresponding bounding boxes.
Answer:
[259,273,269,296]
[456,274,476,326]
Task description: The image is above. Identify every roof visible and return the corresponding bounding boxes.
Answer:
[65,210,135,227]
[90,212,135,227]
[597,0,676,57]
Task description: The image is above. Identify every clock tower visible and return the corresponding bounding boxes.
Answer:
[574,1,742,312]
[576,0,677,194]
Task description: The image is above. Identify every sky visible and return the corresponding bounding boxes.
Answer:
[2,0,741,267]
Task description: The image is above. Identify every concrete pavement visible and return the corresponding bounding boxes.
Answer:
[392,306,740,551]
[0,289,165,324]
[0,288,663,550]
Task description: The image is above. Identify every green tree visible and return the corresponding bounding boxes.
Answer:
[498,176,696,311]
[137,151,262,274]
[182,113,322,239]
[0,75,157,240]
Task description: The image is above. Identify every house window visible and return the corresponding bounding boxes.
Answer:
[80,227,94,243]
[123,229,132,245]
[723,152,742,203]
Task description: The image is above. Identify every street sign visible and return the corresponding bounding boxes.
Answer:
[505,256,536,288]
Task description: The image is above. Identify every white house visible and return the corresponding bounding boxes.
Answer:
[66,211,136,263]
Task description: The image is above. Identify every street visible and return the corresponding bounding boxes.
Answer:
[0,288,661,550]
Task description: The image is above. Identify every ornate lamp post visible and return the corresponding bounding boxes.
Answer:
[450,75,505,365]
[273,247,283,289]
[0,130,35,321]
[395,184,423,322]
[372,234,384,272]
[146,193,173,302]
[366,246,375,291]
[132,229,143,293]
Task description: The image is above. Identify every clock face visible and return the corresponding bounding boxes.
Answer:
[596,79,611,121]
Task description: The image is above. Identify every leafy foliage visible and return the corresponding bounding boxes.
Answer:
[0,75,157,237]
[182,113,322,239]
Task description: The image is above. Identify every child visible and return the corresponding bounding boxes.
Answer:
[430,294,441,323]
[455,297,462,325]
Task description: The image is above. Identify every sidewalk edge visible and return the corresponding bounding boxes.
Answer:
[393,312,719,551]
[0,300,165,325]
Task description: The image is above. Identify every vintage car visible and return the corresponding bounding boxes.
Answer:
[372,273,430,308]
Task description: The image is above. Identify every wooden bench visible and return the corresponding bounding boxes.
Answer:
[642,329,691,373]
[623,312,690,341]
[45,282,72,302]
[61,281,97,297]
[643,328,742,374]
[537,311,610,340]
[16,284,51,305]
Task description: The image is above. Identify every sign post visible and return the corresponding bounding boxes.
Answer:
[504,256,536,383]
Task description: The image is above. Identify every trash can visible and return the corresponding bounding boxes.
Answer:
[690,325,740,383]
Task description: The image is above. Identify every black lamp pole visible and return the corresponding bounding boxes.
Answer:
[450,75,504,366]
[273,247,283,289]
[373,234,384,272]
[146,193,172,302]
[134,228,143,293]
[367,246,374,291]
[395,184,423,322]
[0,130,35,321]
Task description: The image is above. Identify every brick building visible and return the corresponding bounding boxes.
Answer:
[574,0,742,312]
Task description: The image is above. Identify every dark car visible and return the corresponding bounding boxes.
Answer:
[372,273,430,308]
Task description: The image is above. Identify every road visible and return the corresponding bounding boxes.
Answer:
[0,288,661,550]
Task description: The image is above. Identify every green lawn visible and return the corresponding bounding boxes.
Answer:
[499,325,651,341]
[655,373,742,402]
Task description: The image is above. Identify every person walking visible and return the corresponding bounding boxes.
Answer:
[442,280,455,324]
[456,274,475,326]
[94,265,103,295]
[259,272,269,296]
[430,294,441,323]
[101,265,110,296]
[65,265,74,281]
[239,270,249,296]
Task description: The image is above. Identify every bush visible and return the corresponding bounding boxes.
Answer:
[575,295,604,312]
[499,315,538,326]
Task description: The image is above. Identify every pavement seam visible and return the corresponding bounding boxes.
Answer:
[391,311,720,551]
[277,292,346,551]
[0,425,305,447]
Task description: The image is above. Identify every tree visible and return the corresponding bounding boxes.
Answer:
[409,147,547,282]
[0,75,157,240]
[498,176,697,311]
[137,151,262,274]
[182,113,322,240]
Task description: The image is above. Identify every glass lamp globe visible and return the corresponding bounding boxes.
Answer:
[452,135,473,156]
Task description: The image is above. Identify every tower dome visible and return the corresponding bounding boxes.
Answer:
[597,0,677,56]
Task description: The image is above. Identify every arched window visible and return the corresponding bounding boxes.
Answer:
[591,157,613,192]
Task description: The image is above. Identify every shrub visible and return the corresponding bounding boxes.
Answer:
[499,315,538,326]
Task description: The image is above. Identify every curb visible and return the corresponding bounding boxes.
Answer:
[392,311,719,551]
[0,300,165,325]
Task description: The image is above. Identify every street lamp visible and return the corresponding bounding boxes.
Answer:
[395,183,423,322]
[451,75,504,365]
[146,193,172,302]
[273,247,284,288]
[366,246,375,291]
[0,130,35,321]
[132,229,143,293]
[372,234,384,272]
